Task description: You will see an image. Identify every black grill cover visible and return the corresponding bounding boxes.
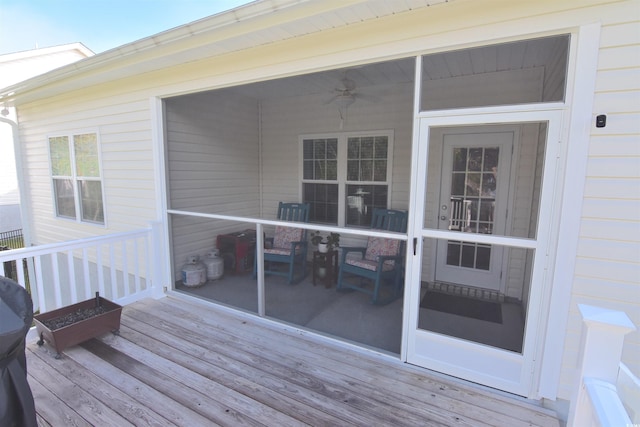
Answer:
[0,276,37,427]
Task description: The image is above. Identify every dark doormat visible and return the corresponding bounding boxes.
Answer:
[420,291,502,324]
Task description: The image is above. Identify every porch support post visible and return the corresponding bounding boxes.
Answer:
[567,304,635,426]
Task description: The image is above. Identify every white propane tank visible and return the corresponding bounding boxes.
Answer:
[181,255,206,287]
[204,250,224,281]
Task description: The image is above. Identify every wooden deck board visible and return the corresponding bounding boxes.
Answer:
[27,296,561,427]
[114,322,354,426]
[122,302,451,427]
[28,344,169,426]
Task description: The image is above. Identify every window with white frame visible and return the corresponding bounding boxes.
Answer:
[49,132,105,224]
[301,131,392,227]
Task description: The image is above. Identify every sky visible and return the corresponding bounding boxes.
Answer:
[0,0,254,56]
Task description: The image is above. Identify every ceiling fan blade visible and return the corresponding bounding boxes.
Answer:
[355,93,380,103]
[324,95,340,105]
[342,77,356,91]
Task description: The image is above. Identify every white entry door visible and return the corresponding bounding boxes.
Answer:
[433,128,515,290]
[406,111,562,397]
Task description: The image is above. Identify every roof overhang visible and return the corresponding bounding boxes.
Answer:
[0,0,453,106]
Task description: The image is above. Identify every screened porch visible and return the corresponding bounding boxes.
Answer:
[164,34,569,357]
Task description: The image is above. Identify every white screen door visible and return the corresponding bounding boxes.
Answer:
[406,111,562,396]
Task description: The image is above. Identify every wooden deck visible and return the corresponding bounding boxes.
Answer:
[26,296,561,426]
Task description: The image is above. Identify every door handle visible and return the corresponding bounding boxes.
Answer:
[413,238,418,255]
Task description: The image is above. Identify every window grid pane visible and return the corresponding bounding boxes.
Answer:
[347,136,388,182]
[79,180,104,223]
[346,184,388,227]
[303,183,338,224]
[303,138,338,181]
[53,178,76,218]
[49,136,71,176]
[74,133,100,177]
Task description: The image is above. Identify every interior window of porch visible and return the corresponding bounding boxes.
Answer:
[302,133,391,226]
[302,138,339,224]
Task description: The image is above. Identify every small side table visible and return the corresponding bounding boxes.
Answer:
[312,250,339,288]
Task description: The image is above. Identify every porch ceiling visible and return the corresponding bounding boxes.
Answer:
[190,34,567,102]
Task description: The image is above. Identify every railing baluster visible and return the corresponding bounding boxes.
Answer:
[97,245,105,297]
[67,250,77,303]
[34,256,46,313]
[51,253,62,308]
[122,240,130,297]
[82,247,91,299]
[16,258,26,287]
[147,227,154,294]
[134,238,141,293]
[109,243,117,300]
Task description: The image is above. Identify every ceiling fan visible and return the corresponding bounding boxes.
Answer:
[326,73,377,128]
[326,76,359,109]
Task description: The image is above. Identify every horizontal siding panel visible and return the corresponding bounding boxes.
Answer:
[20,106,150,132]
[574,257,639,284]
[583,177,640,199]
[595,68,640,92]
[100,130,153,145]
[599,21,640,48]
[592,90,640,113]
[577,238,640,264]
[586,157,640,178]
[572,276,640,303]
[101,168,155,182]
[597,45,640,70]
[588,135,640,156]
[107,179,155,191]
[579,218,640,242]
[581,198,640,222]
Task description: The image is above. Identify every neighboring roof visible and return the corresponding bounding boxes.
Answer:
[0,0,451,105]
[0,43,94,64]
[0,43,94,89]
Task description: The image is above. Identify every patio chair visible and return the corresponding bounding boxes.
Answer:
[254,202,310,284]
[336,208,408,304]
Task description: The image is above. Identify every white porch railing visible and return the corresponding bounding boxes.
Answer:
[568,304,638,426]
[0,222,165,314]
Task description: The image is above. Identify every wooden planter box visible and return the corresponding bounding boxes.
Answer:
[34,295,122,358]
